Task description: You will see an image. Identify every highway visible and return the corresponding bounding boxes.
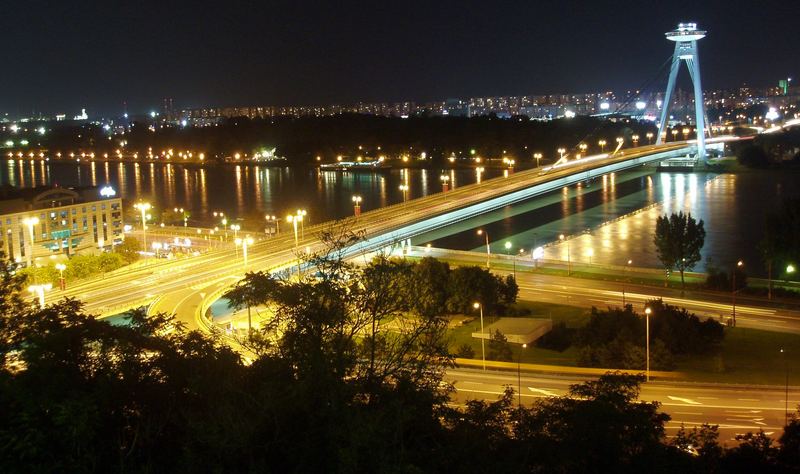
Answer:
[413,247,800,334]
[445,368,796,442]
[55,141,695,321]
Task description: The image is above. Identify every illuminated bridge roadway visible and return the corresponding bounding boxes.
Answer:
[58,140,716,330]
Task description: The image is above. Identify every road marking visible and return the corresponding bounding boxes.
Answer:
[528,387,559,396]
[673,412,704,416]
[737,398,761,402]
[667,396,702,405]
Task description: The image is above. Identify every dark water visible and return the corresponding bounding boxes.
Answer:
[2,159,798,276]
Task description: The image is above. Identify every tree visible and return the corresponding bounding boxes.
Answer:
[487,329,513,362]
[654,212,706,290]
[114,236,141,264]
[224,270,279,335]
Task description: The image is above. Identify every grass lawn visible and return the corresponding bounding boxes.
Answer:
[447,302,586,366]
[449,299,800,385]
[676,327,800,385]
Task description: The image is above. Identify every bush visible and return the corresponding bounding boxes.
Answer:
[454,344,475,359]
[487,330,513,362]
[536,321,574,352]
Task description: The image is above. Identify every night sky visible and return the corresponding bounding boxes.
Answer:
[3,0,796,116]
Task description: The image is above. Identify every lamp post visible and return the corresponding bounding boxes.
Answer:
[598,139,607,152]
[505,241,515,277]
[221,218,228,240]
[781,348,790,426]
[398,184,409,204]
[297,209,306,239]
[235,236,253,270]
[644,307,651,382]
[28,283,52,309]
[533,153,542,168]
[473,302,486,371]
[55,263,66,290]
[632,134,640,146]
[173,207,188,227]
[133,202,151,253]
[732,260,743,327]
[22,216,39,267]
[477,229,490,268]
[579,143,588,156]
[615,137,624,150]
[352,195,362,217]
[518,343,527,408]
[559,234,571,276]
[557,147,566,161]
[287,214,299,250]
[671,129,679,141]
[440,174,450,193]
[646,132,654,144]
[622,259,632,306]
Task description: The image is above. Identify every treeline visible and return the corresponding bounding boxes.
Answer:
[5,114,655,165]
[2,231,799,472]
[734,127,800,168]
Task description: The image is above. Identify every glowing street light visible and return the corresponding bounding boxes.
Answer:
[28,283,52,309]
[352,195,363,217]
[632,134,640,146]
[671,129,679,141]
[440,174,450,192]
[732,260,743,326]
[644,307,652,382]
[297,209,307,239]
[473,302,486,370]
[559,234,571,276]
[398,184,409,203]
[235,236,254,269]
[578,143,588,155]
[533,152,543,168]
[477,229,491,268]
[173,207,189,227]
[646,132,654,144]
[557,147,566,160]
[133,202,151,253]
[615,136,624,149]
[55,263,67,290]
[21,216,39,267]
[518,343,527,408]
[622,259,632,306]
[287,213,300,250]
[598,139,607,152]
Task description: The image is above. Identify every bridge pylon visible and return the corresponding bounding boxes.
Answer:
[656,22,708,163]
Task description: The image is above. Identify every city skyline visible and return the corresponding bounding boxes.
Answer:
[2,0,796,116]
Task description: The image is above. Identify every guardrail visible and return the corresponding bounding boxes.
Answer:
[454,358,685,379]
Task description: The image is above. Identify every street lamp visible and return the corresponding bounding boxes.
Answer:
[644,307,651,382]
[533,152,543,168]
[474,302,486,371]
[598,139,607,152]
[732,260,743,327]
[559,234,571,276]
[671,129,679,141]
[615,137,624,149]
[21,216,39,267]
[287,214,300,250]
[28,283,52,309]
[518,343,527,408]
[632,134,640,146]
[579,143,588,156]
[440,174,450,192]
[231,224,240,239]
[55,263,66,290]
[398,184,409,204]
[505,241,515,277]
[477,229,490,268]
[646,132,654,144]
[133,202,151,253]
[352,195,362,217]
[235,236,254,269]
[781,348,789,426]
[557,148,566,161]
[173,207,189,227]
[297,209,307,239]
[622,259,632,306]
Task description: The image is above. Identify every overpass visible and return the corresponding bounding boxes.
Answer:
[55,140,716,327]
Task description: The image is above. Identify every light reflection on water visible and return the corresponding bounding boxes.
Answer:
[1,159,796,276]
